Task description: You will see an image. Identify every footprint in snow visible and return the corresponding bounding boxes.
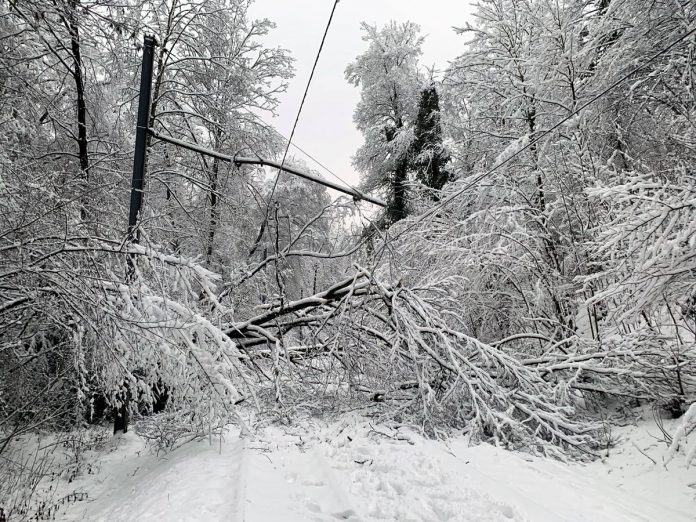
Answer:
[499,503,515,519]
[332,507,357,519]
[303,499,357,522]
[306,501,322,513]
[427,499,458,521]
[301,477,325,487]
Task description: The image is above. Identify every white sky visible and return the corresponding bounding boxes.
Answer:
[248,0,475,194]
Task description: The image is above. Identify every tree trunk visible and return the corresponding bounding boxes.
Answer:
[391,158,408,223]
[66,0,89,220]
[113,399,129,434]
[385,124,408,224]
[206,156,220,265]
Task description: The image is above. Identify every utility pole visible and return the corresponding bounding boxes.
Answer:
[127,35,156,247]
[115,35,156,435]
[114,31,384,435]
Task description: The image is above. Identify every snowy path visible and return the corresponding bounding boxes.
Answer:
[63,421,695,522]
[77,437,248,521]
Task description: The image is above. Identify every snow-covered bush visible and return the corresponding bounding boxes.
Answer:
[0,434,62,521]
[665,402,696,468]
[134,411,226,454]
[0,231,250,445]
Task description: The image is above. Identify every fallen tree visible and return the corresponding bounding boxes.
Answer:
[2,234,693,459]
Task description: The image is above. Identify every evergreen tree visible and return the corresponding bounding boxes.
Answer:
[410,85,450,196]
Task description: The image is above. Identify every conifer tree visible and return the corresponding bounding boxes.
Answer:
[410,85,450,196]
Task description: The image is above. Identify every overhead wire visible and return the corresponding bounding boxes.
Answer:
[255,0,343,312]
[264,0,341,209]
[241,107,360,197]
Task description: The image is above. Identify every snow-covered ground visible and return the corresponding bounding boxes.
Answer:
[19,414,696,521]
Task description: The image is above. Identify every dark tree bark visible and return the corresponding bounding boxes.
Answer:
[206,142,221,265]
[113,393,130,434]
[385,124,408,224]
[392,156,408,223]
[60,0,90,221]
[66,0,88,177]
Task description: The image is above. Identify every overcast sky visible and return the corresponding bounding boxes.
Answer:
[248,0,475,194]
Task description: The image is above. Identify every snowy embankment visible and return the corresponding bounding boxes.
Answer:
[40,415,696,521]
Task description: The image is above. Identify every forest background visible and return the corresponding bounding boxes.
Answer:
[1,0,695,494]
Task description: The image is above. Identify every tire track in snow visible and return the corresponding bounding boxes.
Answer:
[299,447,358,519]
[228,438,247,522]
